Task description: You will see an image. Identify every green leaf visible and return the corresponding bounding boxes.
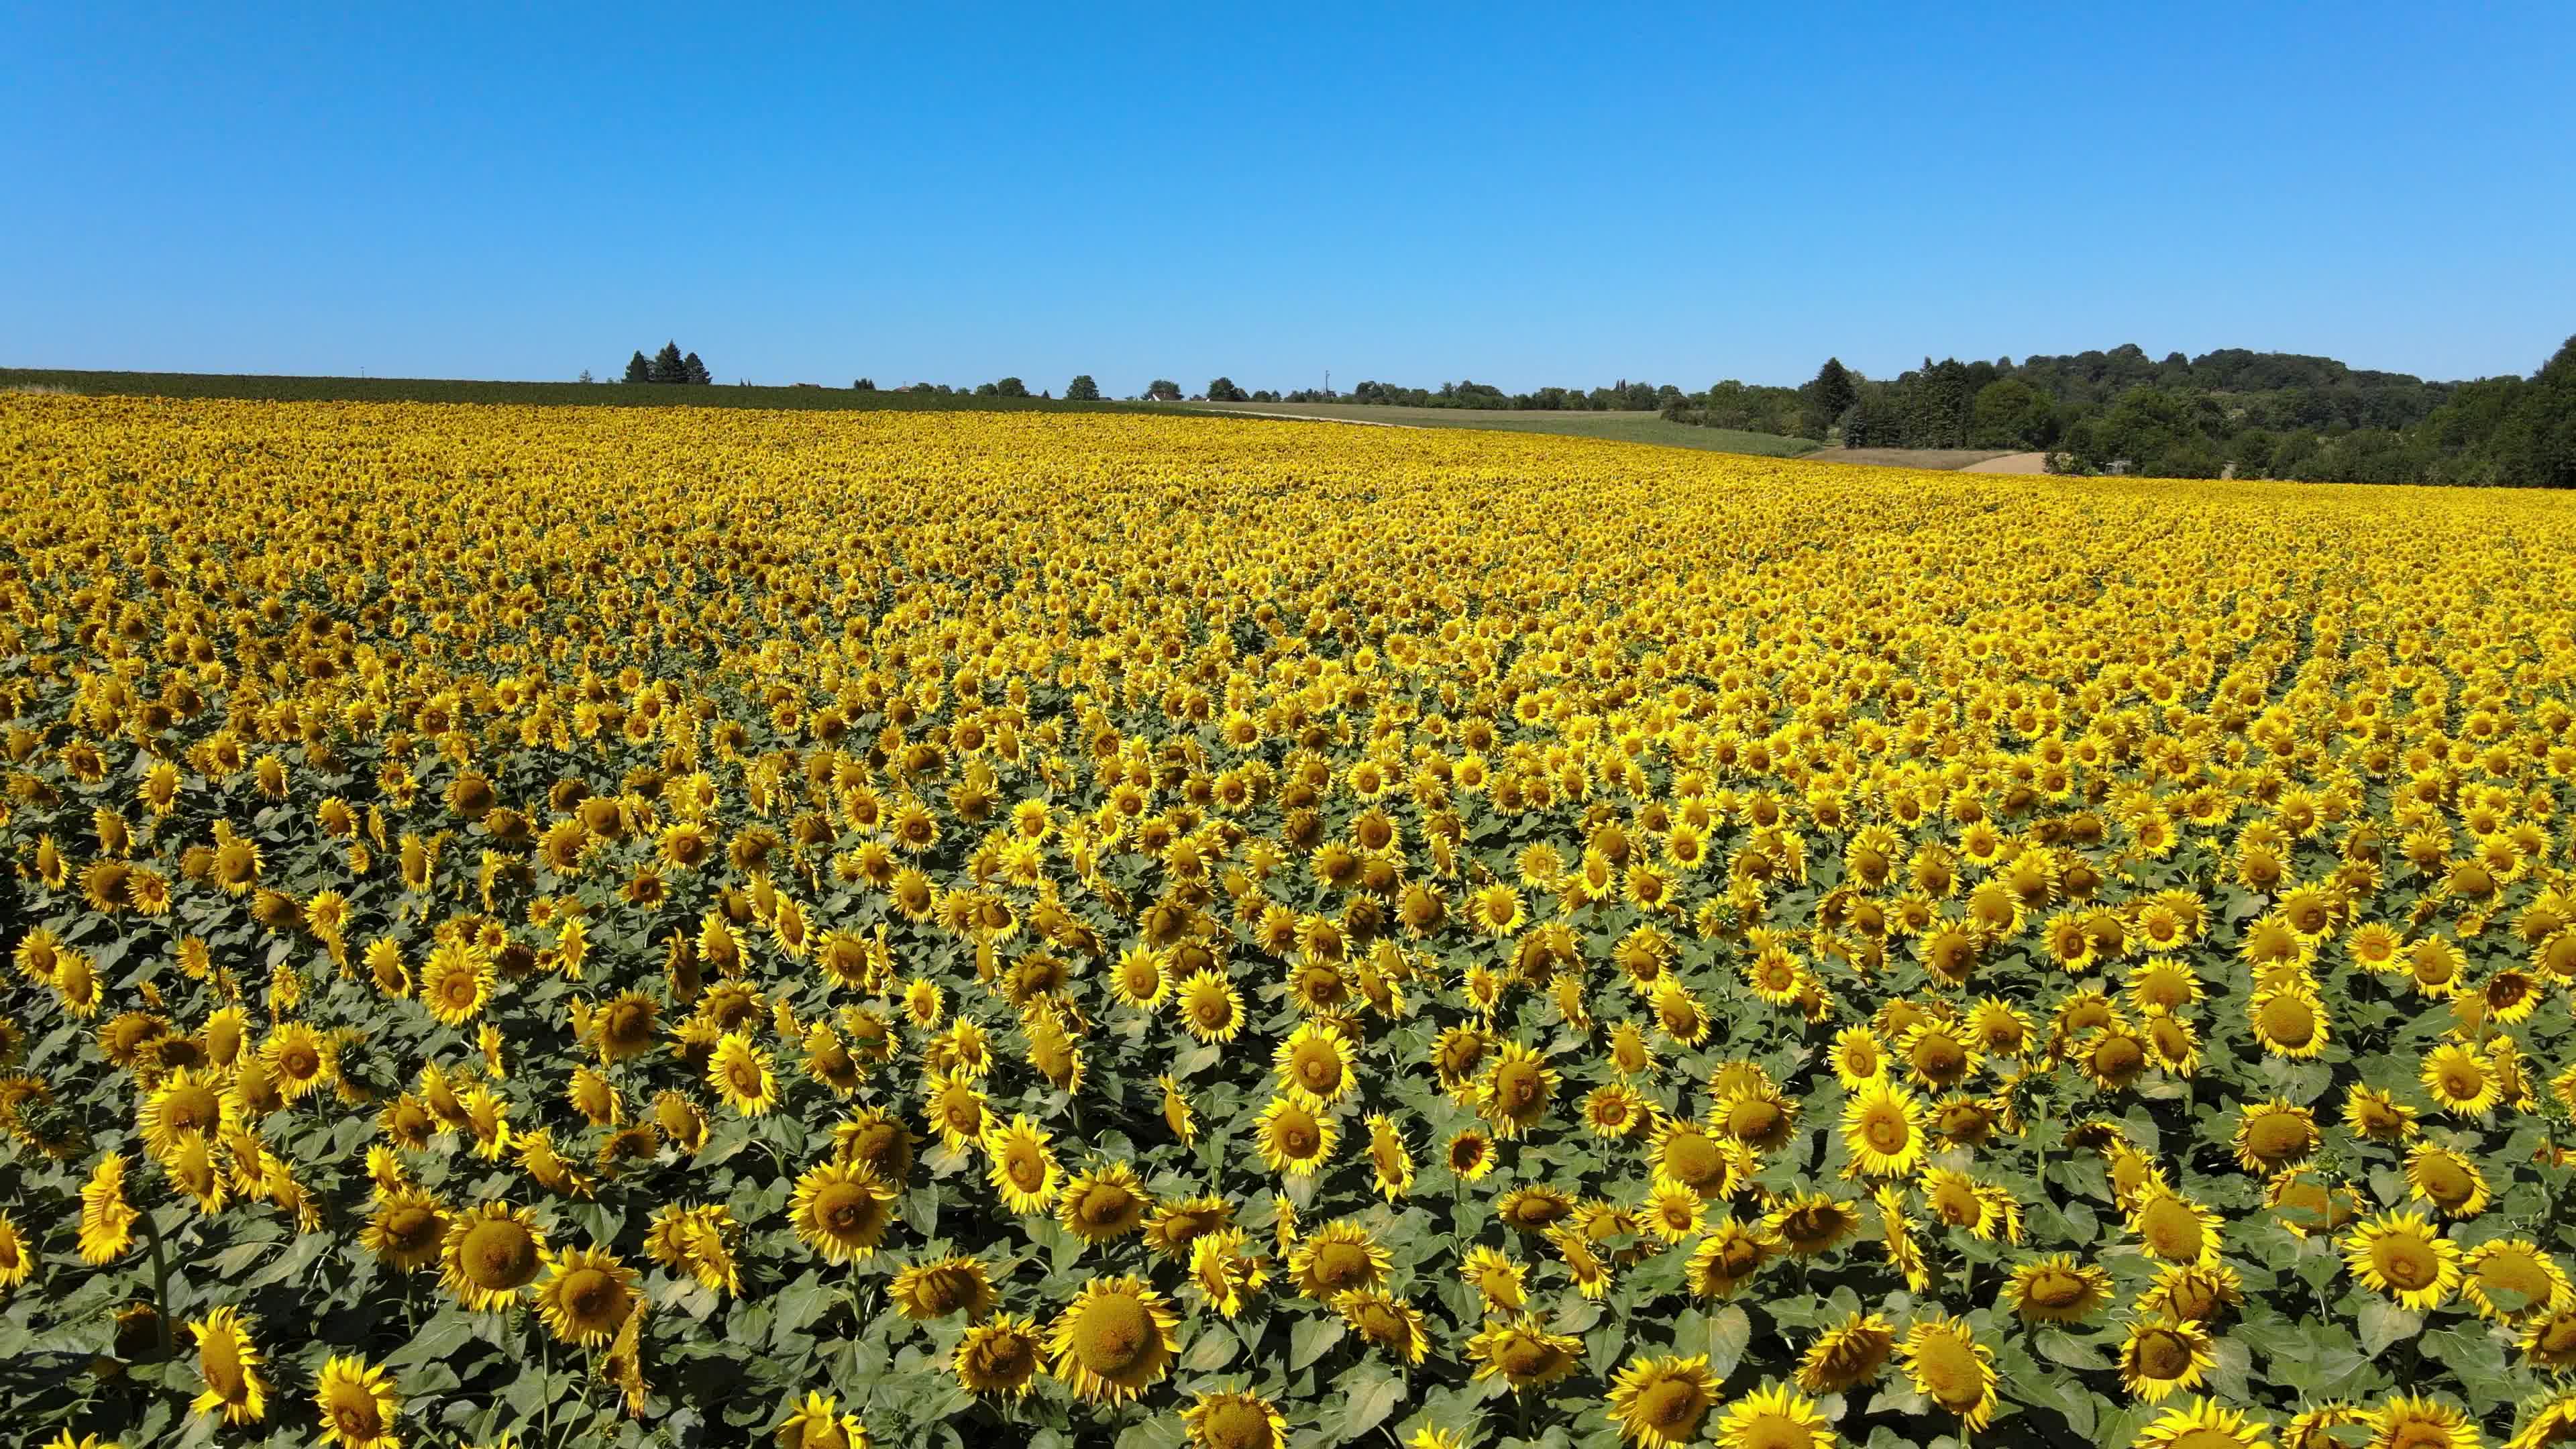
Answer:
[1705,1304,1752,1381]
[2357,1299,2421,1356]
[1182,1322,1238,1372]
[1336,1362,1407,1440]
[1289,1315,1345,1371]
[2034,1328,2111,1371]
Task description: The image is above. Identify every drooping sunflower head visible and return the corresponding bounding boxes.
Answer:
[1901,1313,1996,1430]
[892,1255,997,1322]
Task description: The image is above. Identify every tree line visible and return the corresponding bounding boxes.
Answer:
[623,342,711,385]
[1733,341,2573,487]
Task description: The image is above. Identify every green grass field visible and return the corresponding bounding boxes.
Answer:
[0,368,1142,415]
[1163,400,1821,457]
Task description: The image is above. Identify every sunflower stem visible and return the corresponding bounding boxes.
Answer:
[139,1205,175,1358]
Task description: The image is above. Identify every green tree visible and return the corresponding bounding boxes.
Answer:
[1803,358,1858,439]
[1207,377,1247,402]
[1970,378,2055,448]
[623,351,651,384]
[853,378,876,391]
[682,352,711,385]
[994,377,1030,398]
[1145,379,1182,401]
[1065,375,1100,401]
[649,341,686,384]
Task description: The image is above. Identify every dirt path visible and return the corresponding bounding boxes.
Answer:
[1960,451,2049,474]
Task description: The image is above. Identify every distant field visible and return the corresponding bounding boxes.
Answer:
[1165,400,1821,458]
[1800,446,2018,470]
[0,368,1140,414]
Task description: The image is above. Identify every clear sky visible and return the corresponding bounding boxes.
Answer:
[6,3,2571,393]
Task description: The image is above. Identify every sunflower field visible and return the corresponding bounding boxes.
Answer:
[3,394,2575,1449]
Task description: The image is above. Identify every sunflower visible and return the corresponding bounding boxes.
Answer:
[313,1354,400,1449]
[0,1210,30,1291]
[775,1391,870,1449]
[1480,1040,1558,1139]
[1144,1196,1234,1260]
[1829,1026,1887,1088]
[1255,1096,1337,1177]
[1059,1161,1154,1244]
[2525,1306,2576,1373]
[707,1031,778,1116]
[1177,1389,1285,1449]
[1290,1220,1391,1300]
[1794,1311,1894,1394]
[1839,1078,1926,1177]
[440,1201,548,1311]
[1607,1353,1721,1448]
[419,940,494,1026]
[1270,1020,1354,1105]
[953,1311,1044,1397]
[1582,1083,1653,1140]
[892,1256,996,1321]
[1901,1312,1997,1432]
[1046,1276,1179,1404]
[2343,1212,2461,1311]
[924,1073,988,1154]
[2462,1238,2572,1322]
[362,1187,449,1271]
[1686,1220,1774,1299]
[983,1114,1063,1214]
[1713,1383,1836,1449]
[1444,1126,1495,1182]
[188,1305,268,1424]
[1334,1289,1432,1364]
[2420,1043,2500,1117]
[2131,1397,2275,1449]
[535,1244,639,1346]
[2365,1395,2481,1449]
[792,1160,898,1263]
[2119,1316,2215,1402]
[1766,1191,1862,1258]
[1177,969,1245,1042]
[2231,1098,2320,1173]
[2129,1187,2222,1267]
[1357,1113,1414,1199]
[260,1022,331,1101]
[78,1152,136,1265]
[1189,1227,1271,1318]
[2006,1253,2115,1323]
[1466,1315,1582,1392]
[1650,1114,1736,1199]
[2405,1143,2491,1219]
[140,1067,231,1162]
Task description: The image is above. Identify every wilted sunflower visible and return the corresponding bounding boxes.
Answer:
[791,1159,898,1263]
[1794,1311,1894,1395]
[188,1305,268,1424]
[1766,1191,1862,1258]
[313,1354,400,1449]
[1333,1289,1430,1365]
[1046,1275,1179,1404]
[1607,1353,1721,1449]
[440,1201,548,1311]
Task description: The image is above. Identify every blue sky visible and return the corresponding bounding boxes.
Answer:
[5,3,2571,392]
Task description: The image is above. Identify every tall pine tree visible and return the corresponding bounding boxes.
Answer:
[650,341,686,384]
[682,352,710,385]
[624,351,651,384]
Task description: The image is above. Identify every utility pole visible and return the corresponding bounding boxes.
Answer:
[1324,368,1330,399]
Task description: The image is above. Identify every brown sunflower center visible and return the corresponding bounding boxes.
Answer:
[1074,1295,1152,1375]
